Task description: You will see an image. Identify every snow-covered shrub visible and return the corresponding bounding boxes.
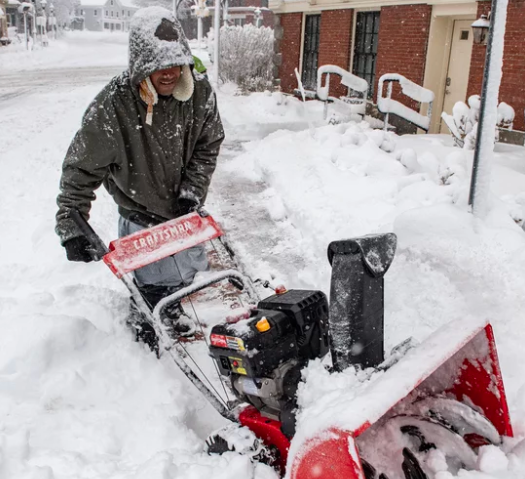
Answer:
[497,102,515,129]
[441,95,515,149]
[210,25,274,92]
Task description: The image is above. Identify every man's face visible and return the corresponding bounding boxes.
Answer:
[150,66,183,96]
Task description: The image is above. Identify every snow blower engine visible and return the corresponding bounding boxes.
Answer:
[209,289,330,438]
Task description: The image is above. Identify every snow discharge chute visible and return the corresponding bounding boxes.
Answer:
[69,209,514,479]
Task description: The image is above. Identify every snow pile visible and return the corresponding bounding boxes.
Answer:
[217,89,326,141]
[0,30,128,72]
[0,79,277,478]
[225,119,525,477]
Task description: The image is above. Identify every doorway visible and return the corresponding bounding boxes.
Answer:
[439,20,473,132]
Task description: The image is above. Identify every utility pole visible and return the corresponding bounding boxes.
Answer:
[213,0,220,86]
[468,0,509,218]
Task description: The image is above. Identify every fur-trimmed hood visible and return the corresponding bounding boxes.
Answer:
[128,7,194,89]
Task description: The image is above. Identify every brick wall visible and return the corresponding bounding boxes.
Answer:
[375,4,432,109]
[279,12,303,94]
[318,9,353,97]
[468,0,525,131]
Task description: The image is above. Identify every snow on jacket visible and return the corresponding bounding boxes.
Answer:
[55,6,225,244]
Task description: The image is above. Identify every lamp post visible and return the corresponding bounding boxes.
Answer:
[49,3,56,39]
[18,2,33,49]
[191,0,209,49]
[468,0,509,217]
[38,0,48,45]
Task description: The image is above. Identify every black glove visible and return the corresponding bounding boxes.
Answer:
[63,236,93,263]
[177,197,199,217]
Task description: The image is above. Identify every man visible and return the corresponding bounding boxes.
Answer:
[55,7,225,344]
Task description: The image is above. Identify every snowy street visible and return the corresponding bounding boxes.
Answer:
[2,29,525,479]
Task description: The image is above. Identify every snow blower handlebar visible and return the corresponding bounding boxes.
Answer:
[68,208,109,261]
[67,208,242,422]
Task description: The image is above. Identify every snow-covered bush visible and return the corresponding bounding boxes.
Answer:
[210,25,274,92]
[441,95,515,149]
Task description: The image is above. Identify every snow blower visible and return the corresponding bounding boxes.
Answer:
[71,209,513,479]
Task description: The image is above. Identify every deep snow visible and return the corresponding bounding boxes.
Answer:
[2,30,525,479]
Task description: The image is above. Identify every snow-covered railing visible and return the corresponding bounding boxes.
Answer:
[377,74,435,132]
[317,65,369,120]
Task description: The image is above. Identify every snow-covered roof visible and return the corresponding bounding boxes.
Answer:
[80,0,138,8]
[79,0,105,7]
[7,0,21,6]
[120,0,139,9]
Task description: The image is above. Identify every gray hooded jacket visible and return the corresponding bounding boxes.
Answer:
[56,7,225,244]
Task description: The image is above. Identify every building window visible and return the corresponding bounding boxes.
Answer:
[353,11,380,99]
[128,10,131,16]
[111,11,113,16]
[301,14,321,90]
[80,9,84,15]
[116,23,121,30]
[105,10,108,15]
[104,22,109,28]
[94,9,98,15]
[116,11,119,17]
[122,10,124,15]
[110,0,113,4]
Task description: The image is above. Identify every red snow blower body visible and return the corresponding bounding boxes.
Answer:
[72,210,513,479]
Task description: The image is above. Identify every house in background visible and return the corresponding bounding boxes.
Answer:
[271,0,525,134]
[76,0,138,32]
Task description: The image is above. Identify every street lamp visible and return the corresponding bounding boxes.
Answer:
[191,0,209,49]
[18,2,34,49]
[471,13,490,45]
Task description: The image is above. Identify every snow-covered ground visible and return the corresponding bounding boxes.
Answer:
[2,31,525,479]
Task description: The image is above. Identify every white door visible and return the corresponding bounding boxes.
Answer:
[440,20,474,133]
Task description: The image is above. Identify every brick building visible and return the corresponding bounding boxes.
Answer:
[271,0,525,133]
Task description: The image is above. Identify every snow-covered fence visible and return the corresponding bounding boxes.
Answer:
[211,24,274,91]
[377,74,435,132]
[316,65,369,121]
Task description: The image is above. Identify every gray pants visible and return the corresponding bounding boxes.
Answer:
[118,216,209,288]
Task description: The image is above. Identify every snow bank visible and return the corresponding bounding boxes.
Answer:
[0,30,128,72]
[0,79,277,478]
[217,89,326,141]
[226,121,525,477]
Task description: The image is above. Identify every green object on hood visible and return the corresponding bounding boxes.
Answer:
[55,6,224,245]
[192,55,207,74]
